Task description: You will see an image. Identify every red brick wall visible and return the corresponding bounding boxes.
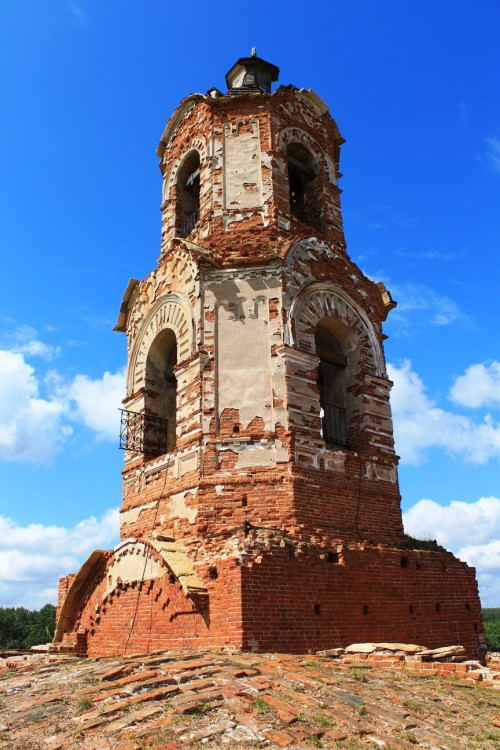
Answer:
[240,543,483,659]
[63,555,243,658]
[56,574,75,624]
[59,536,482,660]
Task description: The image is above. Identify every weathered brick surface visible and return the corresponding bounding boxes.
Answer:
[1,649,499,749]
[55,62,484,659]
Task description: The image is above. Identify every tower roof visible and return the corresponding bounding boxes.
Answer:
[225,48,279,93]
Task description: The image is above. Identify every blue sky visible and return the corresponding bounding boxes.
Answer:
[1,0,499,609]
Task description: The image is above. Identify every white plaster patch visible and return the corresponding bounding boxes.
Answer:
[105,546,163,598]
[119,500,157,526]
[366,463,397,483]
[322,452,347,473]
[217,296,273,431]
[170,487,198,524]
[235,440,289,469]
[295,449,320,469]
[177,450,198,477]
[223,120,263,209]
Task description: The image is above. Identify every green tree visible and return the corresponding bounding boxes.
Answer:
[482,608,500,622]
[0,604,56,649]
[484,620,500,652]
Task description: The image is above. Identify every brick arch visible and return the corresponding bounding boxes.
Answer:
[278,126,336,185]
[127,293,195,396]
[290,282,385,378]
[55,538,208,655]
[166,136,208,196]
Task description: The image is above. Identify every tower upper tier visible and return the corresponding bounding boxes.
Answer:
[157,54,346,263]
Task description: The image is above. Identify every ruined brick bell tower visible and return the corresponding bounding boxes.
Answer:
[55,52,484,658]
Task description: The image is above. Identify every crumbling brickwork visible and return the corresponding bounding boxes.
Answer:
[55,54,484,658]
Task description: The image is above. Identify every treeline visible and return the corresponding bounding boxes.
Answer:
[483,608,500,652]
[0,604,499,652]
[0,604,56,650]
[482,608,500,622]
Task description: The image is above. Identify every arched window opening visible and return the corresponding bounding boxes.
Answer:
[287,143,322,230]
[142,329,177,457]
[175,151,200,238]
[315,319,348,447]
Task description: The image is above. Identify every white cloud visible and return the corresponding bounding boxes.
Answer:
[0,508,119,608]
[393,248,464,262]
[64,368,126,441]
[403,497,500,607]
[0,346,125,463]
[403,496,500,549]
[16,339,60,360]
[1,324,61,361]
[450,361,500,409]
[389,283,464,329]
[0,350,71,463]
[388,359,500,465]
[485,135,500,174]
[67,1,88,26]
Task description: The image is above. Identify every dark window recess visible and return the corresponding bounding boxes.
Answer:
[363,605,369,615]
[466,602,471,611]
[177,209,199,238]
[328,551,340,564]
[138,328,177,457]
[401,556,409,568]
[314,604,321,615]
[120,409,168,457]
[435,603,441,614]
[287,143,323,231]
[316,322,348,448]
[176,152,200,238]
[409,604,414,614]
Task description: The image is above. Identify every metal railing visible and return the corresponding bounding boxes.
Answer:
[321,402,347,448]
[292,203,323,232]
[176,210,199,238]
[119,409,168,457]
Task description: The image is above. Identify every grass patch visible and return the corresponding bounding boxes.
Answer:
[312,713,332,727]
[253,697,273,714]
[398,535,445,552]
[76,696,92,713]
[303,660,323,670]
[348,668,369,682]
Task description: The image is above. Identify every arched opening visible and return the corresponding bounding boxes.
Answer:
[315,318,348,447]
[287,142,322,230]
[143,328,177,457]
[175,151,200,238]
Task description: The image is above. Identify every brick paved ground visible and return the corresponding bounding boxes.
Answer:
[1,648,499,749]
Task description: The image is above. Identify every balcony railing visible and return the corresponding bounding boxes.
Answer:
[292,203,323,232]
[321,402,347,448]
[176,210,199,238]
[119,409,168,457]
